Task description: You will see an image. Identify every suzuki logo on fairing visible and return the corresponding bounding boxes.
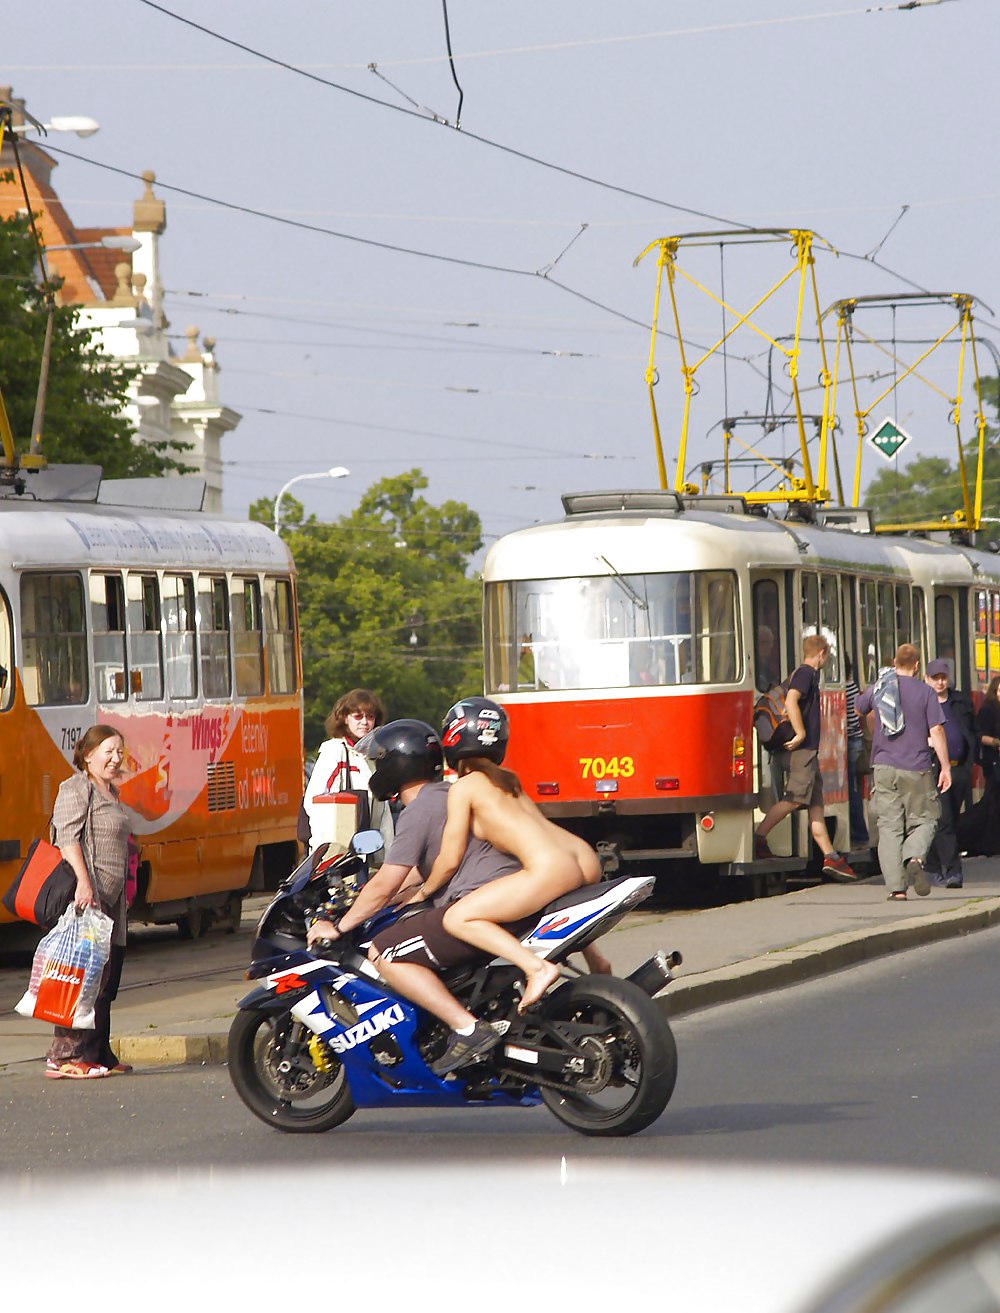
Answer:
[328,1003,405,1054]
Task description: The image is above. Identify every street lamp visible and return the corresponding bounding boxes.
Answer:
[273,466,350,534]
[45,236,141,254]
[7,113,100,138]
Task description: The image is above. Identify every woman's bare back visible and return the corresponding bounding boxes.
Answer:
[460,774,599,882]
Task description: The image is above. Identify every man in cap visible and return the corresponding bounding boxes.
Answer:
[924,658,975,889]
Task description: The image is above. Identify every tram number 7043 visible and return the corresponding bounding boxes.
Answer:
[579,756,635,780]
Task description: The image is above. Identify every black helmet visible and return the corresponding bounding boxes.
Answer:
[440,697,509,769]
[355,719,443,801]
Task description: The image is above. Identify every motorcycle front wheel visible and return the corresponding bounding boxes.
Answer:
[228,1009,356,1133]
[538,975,677,1137]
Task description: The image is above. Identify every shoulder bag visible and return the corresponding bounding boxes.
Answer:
[2,781,95,929]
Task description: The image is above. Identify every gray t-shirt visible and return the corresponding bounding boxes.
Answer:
[385,780,519,906]
[857,675,944,772]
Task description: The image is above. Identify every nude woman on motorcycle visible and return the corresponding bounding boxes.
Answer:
[411,697,605,1012]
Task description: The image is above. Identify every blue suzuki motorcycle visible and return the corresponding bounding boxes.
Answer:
[228,832,680,1138]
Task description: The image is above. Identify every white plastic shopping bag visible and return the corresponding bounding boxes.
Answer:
[15,904,113,1029]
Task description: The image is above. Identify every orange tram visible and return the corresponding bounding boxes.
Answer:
[482,490,1000,889]
[0,471,303,940]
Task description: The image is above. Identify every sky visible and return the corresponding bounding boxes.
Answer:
[5,0,1000,553]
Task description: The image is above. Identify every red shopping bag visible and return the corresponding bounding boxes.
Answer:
[15,905,113,1029]
[33,959,87,1028]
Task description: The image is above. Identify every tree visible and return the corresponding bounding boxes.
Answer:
[862,375,1000,529]
[251,470,484,748]
[0,209,189,477]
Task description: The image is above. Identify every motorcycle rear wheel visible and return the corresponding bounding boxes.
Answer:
[538,975,677,1137]
[228,1010,356,1133]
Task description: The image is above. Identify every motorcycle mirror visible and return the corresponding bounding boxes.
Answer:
[352,829,384,856]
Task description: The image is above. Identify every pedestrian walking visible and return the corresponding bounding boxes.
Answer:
[46,725,136,1080]
[923,658,974,888]
[845,655,870,849]
[855,645,951,901]
[754,634,857,880]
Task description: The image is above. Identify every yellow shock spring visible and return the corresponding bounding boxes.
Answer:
[308,1034,336,1073]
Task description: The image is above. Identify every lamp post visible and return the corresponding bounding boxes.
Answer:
[273,466,350,535]
[0,101,102,473]
[29,237,143,457]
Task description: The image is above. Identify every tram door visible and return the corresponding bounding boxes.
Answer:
[934,589,968,689]
[750,573,797,853]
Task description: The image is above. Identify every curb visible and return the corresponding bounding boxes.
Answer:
[108,897,1000,1065]
[112,1033,229,1066]
[657,896,1000,1019]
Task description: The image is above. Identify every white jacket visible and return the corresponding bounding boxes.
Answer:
[302,736,394,856]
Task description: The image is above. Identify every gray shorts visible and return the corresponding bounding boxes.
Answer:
[776,747,823,808]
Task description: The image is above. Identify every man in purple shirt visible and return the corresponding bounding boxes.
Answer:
[856,644,951,900]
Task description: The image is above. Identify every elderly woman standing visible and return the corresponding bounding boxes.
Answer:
[46,725,135,1080]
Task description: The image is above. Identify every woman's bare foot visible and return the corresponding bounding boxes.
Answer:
[518,959,561,1013]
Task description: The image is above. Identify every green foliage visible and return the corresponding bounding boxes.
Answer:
[862,375,1000,529]
[0,209,189,476]
[252,471,484,749]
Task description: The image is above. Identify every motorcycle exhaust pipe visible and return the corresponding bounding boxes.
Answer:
[627,949,682,997]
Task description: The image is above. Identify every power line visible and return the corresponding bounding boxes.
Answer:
[132,0,750,229]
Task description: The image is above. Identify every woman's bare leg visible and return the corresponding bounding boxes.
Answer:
[443,866,579,1011]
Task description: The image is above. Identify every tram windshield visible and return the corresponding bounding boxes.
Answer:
[485,570,739,692]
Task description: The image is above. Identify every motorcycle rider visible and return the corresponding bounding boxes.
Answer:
[414,697,602,1013]
[306,720,523,1073]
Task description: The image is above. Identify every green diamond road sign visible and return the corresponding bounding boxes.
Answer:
[869,417,913,462]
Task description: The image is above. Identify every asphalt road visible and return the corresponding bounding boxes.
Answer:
[3,926,998,1176]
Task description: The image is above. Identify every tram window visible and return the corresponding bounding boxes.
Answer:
[232,577,264,697]
[752,579,781,692]
[860,580,878,683]
[197,575,232,700]
[126,573,163,701]
[913,587,927,666]
[877,582,896,668]
[20,573,88,706]
[991,594,1000,679]
[972,591,987,681]
[264,576,297,694]
[483,570,739,692]
[895,585,913,651]
[485,581,516,692]
[0,587,13,712]
[820,574,840,682]
[90,573,128,702]
[163,573,197,699]
[801,574,820,648]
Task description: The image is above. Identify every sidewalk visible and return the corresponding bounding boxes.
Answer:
[4,859,1000,1073]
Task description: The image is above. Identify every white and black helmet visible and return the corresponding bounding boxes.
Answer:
[355,719,444,801]
[440,697,509,769]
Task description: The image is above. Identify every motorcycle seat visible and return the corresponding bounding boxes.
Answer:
[539,873,641,917]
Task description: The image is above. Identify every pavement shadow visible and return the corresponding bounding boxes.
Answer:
[664,1099,865,1137]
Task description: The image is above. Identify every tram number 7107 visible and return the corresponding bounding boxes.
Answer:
[579,756,635,780]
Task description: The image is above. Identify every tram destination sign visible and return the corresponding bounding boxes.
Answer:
[869,417,914,463]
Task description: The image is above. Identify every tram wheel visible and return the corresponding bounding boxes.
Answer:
[177,905,206,940]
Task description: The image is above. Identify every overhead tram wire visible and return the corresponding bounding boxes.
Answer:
[132,0,750,231]
[43,142,702,348]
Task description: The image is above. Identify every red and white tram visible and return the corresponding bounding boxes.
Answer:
[483,490,1000,885]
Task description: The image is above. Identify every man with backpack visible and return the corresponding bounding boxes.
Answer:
[754,633,858,881]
